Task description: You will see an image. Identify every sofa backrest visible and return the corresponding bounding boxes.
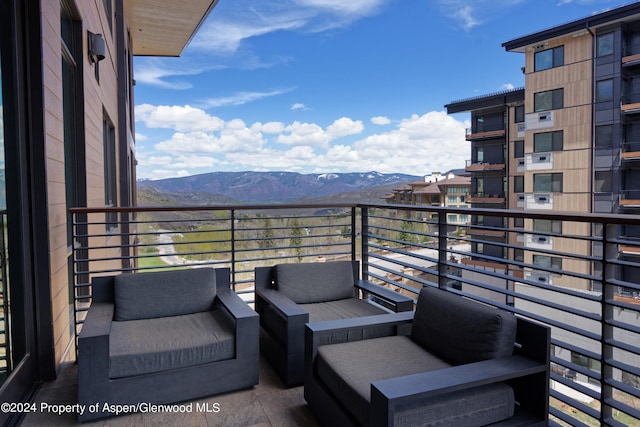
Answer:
[274,261,355,304]
[113,268,217,321]
[411,286,517,365]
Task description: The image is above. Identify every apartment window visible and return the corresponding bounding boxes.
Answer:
[103,0,113,33]
[534,88,563,112]
[534,173,563,192]
[533,255,563,270]
[475,146,484,163]
[596,79,614,102]
[594,171,612,193]
[514,218,524,228]
[447,214,458,223]
[514,105,524,123]
[459,214,469,222]
[514,249,524,262]
[514,140,524,158]
[597,32,614,57]
[595,125,613,148]
[535,46,564,71]
[103,115,117,231]
[448,196,457,204]
[533,219,562,234]
[514,176,524,193]
[534,131,563,152]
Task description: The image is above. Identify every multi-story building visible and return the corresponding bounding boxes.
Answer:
[447,2,640,295]
[0,0,217,420]
[447,2,640,398]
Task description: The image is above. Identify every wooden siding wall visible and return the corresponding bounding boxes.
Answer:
[40,0,126,366]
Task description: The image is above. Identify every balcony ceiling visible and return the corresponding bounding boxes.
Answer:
[125,0,219,56]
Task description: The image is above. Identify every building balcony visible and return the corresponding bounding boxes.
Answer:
[466,193,506,204]
[621,141,640,161]
[465,128,506,141]
[465,159,506,172]
[16,203,640,426]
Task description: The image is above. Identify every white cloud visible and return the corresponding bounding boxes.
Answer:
[278,121,330,147]
[326,117,364,138]
[136,103,469,179]
[500,83,516,90]
[437,0,525,31]
[371,116,391,125]
[291,103,309,111]
[136,104,224,133]
[203,88,294,108]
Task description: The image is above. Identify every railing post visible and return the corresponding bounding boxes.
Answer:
[438,212,448,289]
[361,207,369,281]
[601,222,616,424]
[230,209,236,291]
[351,206,357,262]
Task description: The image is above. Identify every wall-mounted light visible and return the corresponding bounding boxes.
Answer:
[88,31,106,63]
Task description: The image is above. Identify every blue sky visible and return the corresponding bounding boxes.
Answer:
[134,0,634,180]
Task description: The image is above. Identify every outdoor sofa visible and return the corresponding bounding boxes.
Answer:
[77,267,259,422]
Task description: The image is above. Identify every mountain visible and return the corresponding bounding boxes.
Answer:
[138,171,420,204]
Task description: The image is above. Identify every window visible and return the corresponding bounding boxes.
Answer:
[533,255,563,270]
[534,131,563,152]
[594,171,612,193]
[514,105,524,123]
[475,146,484,163]
[533,219,562,234]
[514,176,524,193]
[447,214,458,223]
[514,218,524,228]
[448,196,457,204]
[514,249,524,262]
[597,32,614,57]
[103,115,117,231]
[595,125,613,148]
[534,88,563,112]
[459,214,469,222]
[514,140,524,158]
[535,46,564,71]
[596,79,613,102]
[534,173,563,192]
[103,0,113,33]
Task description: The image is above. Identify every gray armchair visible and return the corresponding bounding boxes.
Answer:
[305,286,550,427]
[255,260,413,386]
[77,267,259,422]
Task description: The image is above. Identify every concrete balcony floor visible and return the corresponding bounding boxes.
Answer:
[21,356,319,426]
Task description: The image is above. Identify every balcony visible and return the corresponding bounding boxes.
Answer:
[621,141,640,161]
[465,128,506,141]
[18,203,640,426]
[466,193,506,204]
[465,159,506,172]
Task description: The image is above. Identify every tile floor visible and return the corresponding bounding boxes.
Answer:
[20,357,319,426]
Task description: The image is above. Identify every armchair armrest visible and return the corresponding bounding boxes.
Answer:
[255,288,308,318]
[216,290,259,358]
[370,355,547,427]
[356,280,414,312]
[78,302,114,385]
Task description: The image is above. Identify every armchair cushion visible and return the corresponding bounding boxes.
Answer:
[109,310,235,378]
[411,287,517,365]
[275,261,354,303]
[316,334,514,426]
[302,298,388,322]
[114,268,217,321]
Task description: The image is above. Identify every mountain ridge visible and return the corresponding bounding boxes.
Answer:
[138,171,420,204]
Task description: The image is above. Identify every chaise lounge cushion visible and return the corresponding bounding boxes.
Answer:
[411,287,517,365]
[316,335,514,426]
[275,261,354,304]
[109,310,235,378]
[114,268,217,321]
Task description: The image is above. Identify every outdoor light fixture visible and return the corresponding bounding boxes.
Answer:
[88,31,106,63]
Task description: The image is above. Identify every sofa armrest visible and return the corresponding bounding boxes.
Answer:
[369,355,547,427]
[216,290,259,358]
[78,302,114,385]
[356,280,414,312]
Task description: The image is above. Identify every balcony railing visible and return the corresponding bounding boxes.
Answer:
[70,203,640,427]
